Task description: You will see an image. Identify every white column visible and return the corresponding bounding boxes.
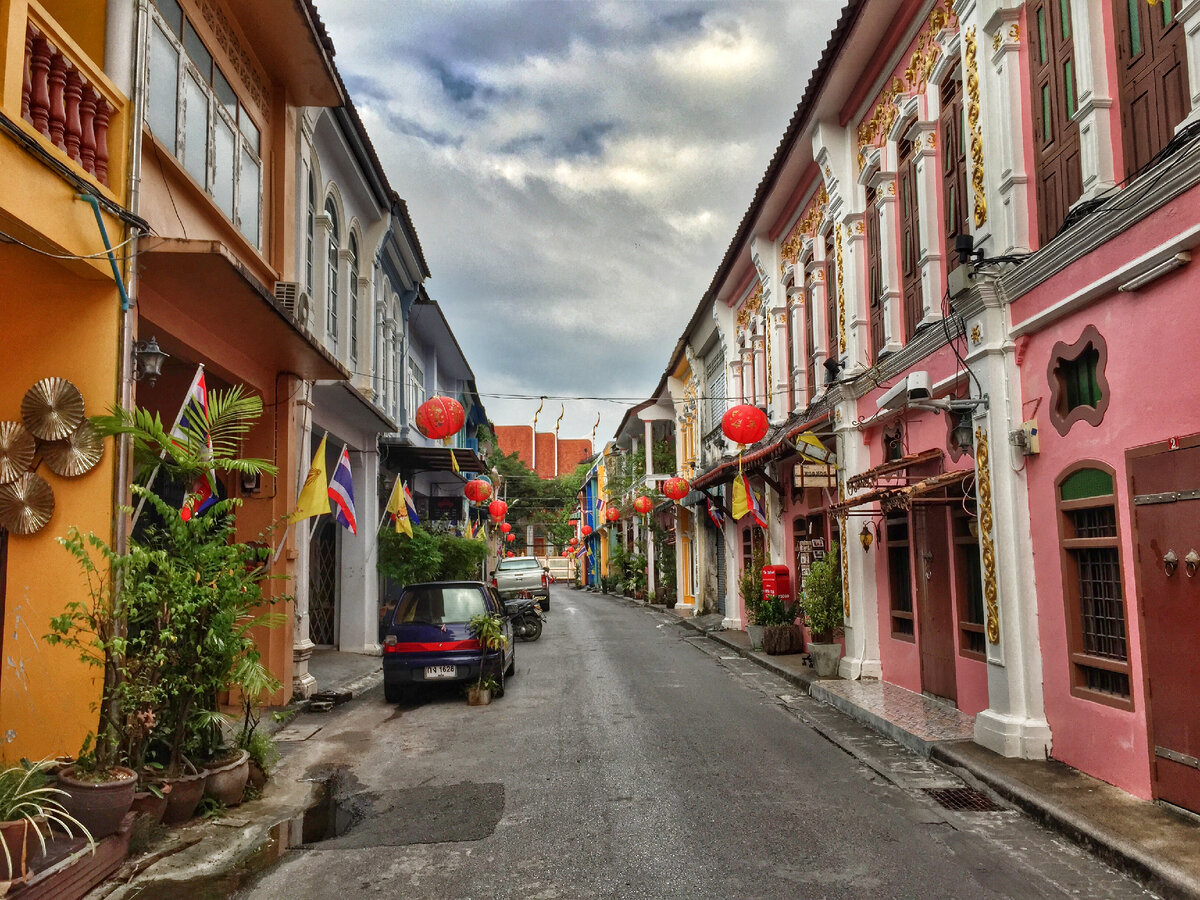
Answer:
[752,332,767,405]
[965,282,1052,759]
[314,214,333,345]
[788,287,807,408]
[807,256,830,385]
[1178,0,1200,127]
[836,395,882,680]
[875,169,905,354]
[1068,0,1118,199]
[911,119,946,326]
[292,388,318,699]
[772,303,791,416]
[841,211,869,373]
[336,446,381,654]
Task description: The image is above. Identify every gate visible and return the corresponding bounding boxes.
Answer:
[712,527,726,615]
[309,518,338,647]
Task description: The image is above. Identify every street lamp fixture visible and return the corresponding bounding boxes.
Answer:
[132,336,169,387]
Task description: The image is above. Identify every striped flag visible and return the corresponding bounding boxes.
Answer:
[327,446,357,534]
[404,482,420,525]
[172,366,218,521]
[706,497,725,529]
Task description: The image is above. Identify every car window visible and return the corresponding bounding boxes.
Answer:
[497,558,541,570]
[393,586,487,625]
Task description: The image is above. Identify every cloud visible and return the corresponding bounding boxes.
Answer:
[316,0,842,442]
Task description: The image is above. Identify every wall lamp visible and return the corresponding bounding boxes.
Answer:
[132,336,169,387]
[859,520,880,553]
[1117,252,1190,292]
[823,357,844,384]
[908,395,989,453]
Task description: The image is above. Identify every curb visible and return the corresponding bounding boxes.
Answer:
[930,743,1200,900]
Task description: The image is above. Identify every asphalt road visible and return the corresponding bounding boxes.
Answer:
[241,586,1156,900]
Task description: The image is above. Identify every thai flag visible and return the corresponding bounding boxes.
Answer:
[174,367,217,522]
[327,446,357,534]
[706,497,725,530]
[404,482,420,526]
[746,475,768,530]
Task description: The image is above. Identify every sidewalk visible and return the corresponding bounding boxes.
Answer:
[307,648,383,701]
[671,615,1200,899]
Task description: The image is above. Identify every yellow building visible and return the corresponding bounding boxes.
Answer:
[0,0,133,762]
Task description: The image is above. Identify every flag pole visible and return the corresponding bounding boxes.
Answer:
[131,363,206,529]
[272,521,292,564]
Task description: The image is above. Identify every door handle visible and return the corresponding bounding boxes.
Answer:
[1164,549,1179,577]
[1186,550,1200,578]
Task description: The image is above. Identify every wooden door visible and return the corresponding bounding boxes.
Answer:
[1114,0,1188,176]
[940,73,968,274]
[915,505,958,702]
[1028,0,1083,244]
[1132,443,1200,812]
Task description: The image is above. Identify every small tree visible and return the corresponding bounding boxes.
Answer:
[738,544,766,625]
[468,612,507,695]
[800,547,844,641]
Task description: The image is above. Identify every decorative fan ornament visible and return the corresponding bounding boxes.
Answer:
[0,472,55,535]
[41,420,104,478]
[0,421,36,484]
[21,378,85,440]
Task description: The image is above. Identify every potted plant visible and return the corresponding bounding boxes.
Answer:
[757,595,803,655]
[467,612,508,705]
[0,760,91,886]
[740,546,766,650]
[800,547,844,676]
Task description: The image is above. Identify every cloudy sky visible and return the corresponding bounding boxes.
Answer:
[317,0,843,447]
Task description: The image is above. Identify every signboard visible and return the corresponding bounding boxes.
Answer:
[800,463,837,489]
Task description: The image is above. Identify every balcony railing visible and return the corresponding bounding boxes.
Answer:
[8,1,126,192]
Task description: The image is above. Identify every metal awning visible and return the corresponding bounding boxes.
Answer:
[845,448,943,492]
[381,442,487,477]
[831,467,974,516]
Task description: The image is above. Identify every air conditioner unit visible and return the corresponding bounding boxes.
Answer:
[273,281,312,327]
[295,291,311,326]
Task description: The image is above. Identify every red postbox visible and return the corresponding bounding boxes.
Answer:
[761,565,791,601]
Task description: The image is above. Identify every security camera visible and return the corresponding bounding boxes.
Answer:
[905,371,931,402]
[875,371,932,412]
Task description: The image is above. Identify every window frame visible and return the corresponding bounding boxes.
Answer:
[885,508,916,640]
[1054,461,1133,710]
[349,233,360,365]
[325,198,339,346]
[146,1,263,249]
[897,138,922,341]
[939,71,969,275]
[865,185,885,362]
[1047,324,1111,436]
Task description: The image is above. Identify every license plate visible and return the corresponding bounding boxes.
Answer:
[424,665,456,679]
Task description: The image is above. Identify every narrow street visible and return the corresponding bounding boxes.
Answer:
[242,586,1156,900]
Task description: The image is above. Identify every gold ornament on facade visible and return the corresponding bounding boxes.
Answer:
[970,324,982,345]
[0,422,36,484]
[1009,24,1020,43]
[836,225,846,353]
[965,27,988,227]
[21,377,85,440]
[854,220,864,234]
[992,31,1002,51]
[736,307,750,329]
[41,420,104,478]
[975,427,1000,644]
[0,472,55,535]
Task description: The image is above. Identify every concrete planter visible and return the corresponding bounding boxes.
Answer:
[467,686,492,706]
[746,624,765,651]
[57,765,137,840]
[807,642,842,677]
[129,783,172,824]
[160,770,207,826]
[204,750,250,807]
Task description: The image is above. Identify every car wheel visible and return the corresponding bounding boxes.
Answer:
[506,654,516,677]
[494,666,505,698]
[384,682,407,704]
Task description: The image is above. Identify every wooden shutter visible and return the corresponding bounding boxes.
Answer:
[1028,0,1083,244]
[1114,0,1188,177]
[898,139,922,340]
[825,231,838,360]
[804,287,816,401]
[866,187,885,361]
[940,73,969,274]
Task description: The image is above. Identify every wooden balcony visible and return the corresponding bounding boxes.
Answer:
[1,0,128,201]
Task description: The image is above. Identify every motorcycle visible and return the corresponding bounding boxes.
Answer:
[505,593,544,642]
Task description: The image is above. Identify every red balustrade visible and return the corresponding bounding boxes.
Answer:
[21,22,114,187]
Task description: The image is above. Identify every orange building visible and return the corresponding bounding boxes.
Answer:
[495,425,591,479]
[0,0,133,762]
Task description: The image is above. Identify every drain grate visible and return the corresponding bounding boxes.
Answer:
[923,787,1003,812]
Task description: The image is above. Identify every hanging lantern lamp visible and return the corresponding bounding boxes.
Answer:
[662,477,690,501]
[581,524,593,536]
[464,478,493,504]
[415,396,465,440]
[633,495,652,514]
[506,533,516,543]
[500,522,512,533]
[721,404,769,446]
[605,506,621,523]
[488,499,508,520]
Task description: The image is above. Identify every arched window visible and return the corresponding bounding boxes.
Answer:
[349,234,360,365]
[325,198,339,345]
[304,172,315,293]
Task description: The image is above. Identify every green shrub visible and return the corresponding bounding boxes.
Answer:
[800,547,844,640]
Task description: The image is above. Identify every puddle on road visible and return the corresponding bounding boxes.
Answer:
[125,768,359,899]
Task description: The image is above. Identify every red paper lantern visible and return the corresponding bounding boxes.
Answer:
[605,506,620,523]
[721,404,769,446]
[488,499,508,520]
[569,536,578,546]
[506,551,515,557]
[499,522,512,533]
[581,525,593,536]
[633,495,652,514]
[414,395,465,440]
[662,477,690,501]
[464,478,492,503]
[506,533,516,542]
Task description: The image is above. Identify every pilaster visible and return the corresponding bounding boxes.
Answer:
[982,2,1032,254]
[1067,0,1118,199]
[835,395,881,680]
[292,388,318,699]
[841,211,869,374]
[1178,0,1200,128]
[337,447,381,654]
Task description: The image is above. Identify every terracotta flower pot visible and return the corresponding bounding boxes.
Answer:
[57,765,136,841]
[0,817,45,881]
[203,750,250,808]
[130,783,172,825]
[160,771,207,826]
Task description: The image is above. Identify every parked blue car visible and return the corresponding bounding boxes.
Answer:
[382,581,514,703]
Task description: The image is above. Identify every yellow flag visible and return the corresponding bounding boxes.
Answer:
[291,435,330,522]
[450,449,460,474]
[386,475,412,537]
[731,472,751,521]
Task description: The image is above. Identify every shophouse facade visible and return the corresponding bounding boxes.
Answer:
[648,0,1200,812]
[0,0,137,762]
